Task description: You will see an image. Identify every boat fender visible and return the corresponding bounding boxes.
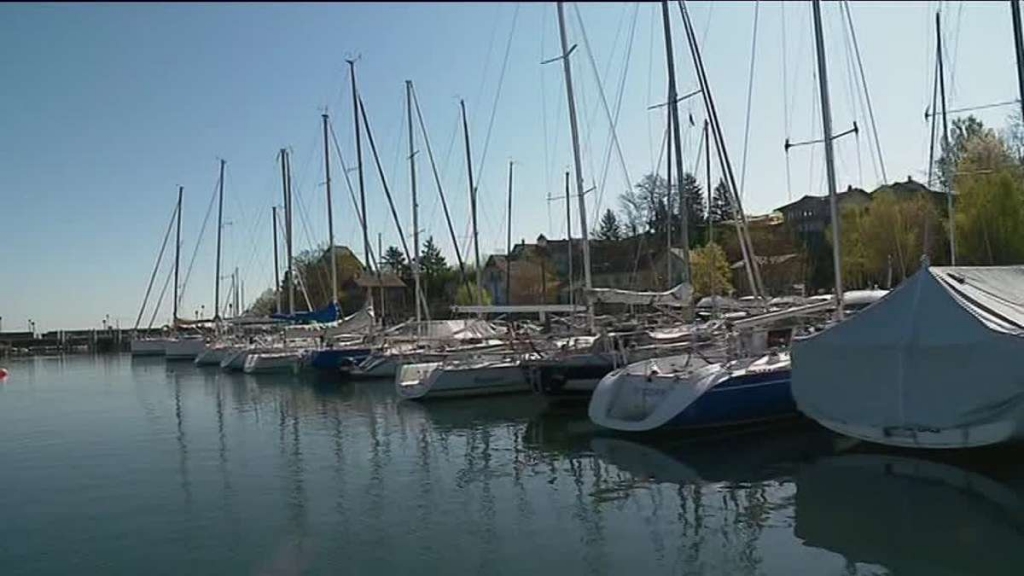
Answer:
[0,368,8,379]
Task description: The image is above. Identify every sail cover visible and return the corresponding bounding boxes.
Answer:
[587,282,693,308]
[271,301,340,324]
[792,266,1024,437]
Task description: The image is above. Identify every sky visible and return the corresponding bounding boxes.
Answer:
[1,1,1019,331]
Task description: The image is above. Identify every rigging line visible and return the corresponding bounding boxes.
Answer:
[738,0,760,200]
[781,0,793,201]
[541,2,552,236]
[927,56,940,188]
[473,2,520,194]
[327,119,379,272]
[927,99,1022,116]
[134,198,178,330]
[472,3,503,129]
[178,170,222,309]
[837,4,873,185]
[842,0,887,184]
[239,207,268,285]
[646,1,657,176]
[147,259,175,329]
[629,122,670,288]
[948,0,964,102]
[574,1,639,225]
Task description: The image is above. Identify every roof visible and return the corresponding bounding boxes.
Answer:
[871,176,943,199]
[776,187,870,213]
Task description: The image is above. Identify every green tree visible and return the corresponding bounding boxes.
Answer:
[936,115,988,191]
[455,283,492,306]
[420,236,448,279]
[381,245,410,277]
[690,242,733,298]
[595,209,622,241]
[955,131,1024,264]
[680,172,705,246]
[707,179,733,225]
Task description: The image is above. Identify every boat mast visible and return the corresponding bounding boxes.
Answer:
[705,120,717,316]
[678,0,763,300]
[272,206,281,314]
[505,160,513,305]
[173,185,182,324]
[936,12,956,266]
[811,0,844,320]
[280,148,295,315]
[556,1,594,331]
[347,60,374,314]
[322,113,338,306]
[666,102,673,288]
[214,159,225,321]
[1012,1,1024,124]
[661,0,690,285]
[407,80,423,329]
[564,171,573,309]
[460,99,483,303]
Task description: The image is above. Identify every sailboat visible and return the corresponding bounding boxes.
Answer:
[588,0,833,433]
[130,189,181,357]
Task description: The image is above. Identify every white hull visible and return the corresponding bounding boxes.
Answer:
[396,359,529,400]
[221,348,257,371]
[588,354,722,432]
[164,338,207,360]
[810,417,1019,450]
[195,346,232,366]
[243,351,303,374]
[130,338,170,356]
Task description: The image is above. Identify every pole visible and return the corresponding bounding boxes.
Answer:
[505,160,513,305]
[556,1,594,331]
[1011,1,1024,127]
[666,101,674,288]
[460,99,483,303]
[272,206,281,314]
[347,60,372,279]
[407,81,423,329]
[705,120,716,316]
[284,149,295,315]
[812,0,844,320]
[323,113,338,305]
[378,232,386,322]
[661,0,690,285]
[936,11,956,266]
[214,159,225,320]
[565,171,573,309]
[173,185,182,324]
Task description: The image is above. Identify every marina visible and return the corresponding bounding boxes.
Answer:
[5,0,1024,573]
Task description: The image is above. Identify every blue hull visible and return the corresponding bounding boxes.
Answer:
[667,369,795,430]
[307,348,372,371]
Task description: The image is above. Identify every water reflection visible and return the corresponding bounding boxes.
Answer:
[795,449,1024,576]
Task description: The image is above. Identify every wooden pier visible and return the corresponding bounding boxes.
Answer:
[0,328,163,356]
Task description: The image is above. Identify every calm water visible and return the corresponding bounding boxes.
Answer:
[3,355,1024,575]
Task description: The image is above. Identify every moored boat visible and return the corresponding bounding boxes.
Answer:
[396,356,530,400]
[243,350,304,374]
[163,338,207,360]
[130,338,171,357]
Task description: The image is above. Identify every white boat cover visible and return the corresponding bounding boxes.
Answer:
[792,266,1024,442]
[587,282,693,308]
[384,319,505,340]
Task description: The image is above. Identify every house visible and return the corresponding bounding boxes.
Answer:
[871,175,947,211]
[776,186,871,234]
[350,273,408,323]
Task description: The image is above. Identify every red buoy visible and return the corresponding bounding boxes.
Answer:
[0,368,8,379]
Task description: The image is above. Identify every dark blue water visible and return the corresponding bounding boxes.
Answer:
[2,354,1023,575]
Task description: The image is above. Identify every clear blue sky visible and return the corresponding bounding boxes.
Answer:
[1,1,1018,331]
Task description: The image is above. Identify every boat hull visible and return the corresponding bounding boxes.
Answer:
[195,346,232,366]
[525,359,614,402]
[243,352,303,374]
[307,347,372,371]
[396,361,530,400]
[130,338,169,356]
[589,353,795,433]
[164,339,206,360]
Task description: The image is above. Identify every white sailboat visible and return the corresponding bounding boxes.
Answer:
[395,354,530,400]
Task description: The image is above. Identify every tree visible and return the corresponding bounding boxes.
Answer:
[420,236,449,279]
[381,245,409,277]
[595,209,622,241]
[679,172,705,246]
[954,131,1024,265]
[690,242,733,298]
[936,115,988,191]
[707,179,732,225]
[455,283,492,306]
[618,186,645,237]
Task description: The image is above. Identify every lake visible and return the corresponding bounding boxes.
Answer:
[2,354,1023,575]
